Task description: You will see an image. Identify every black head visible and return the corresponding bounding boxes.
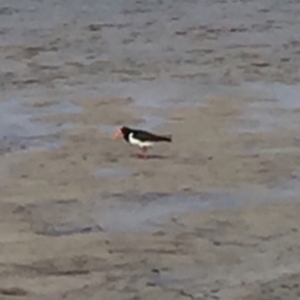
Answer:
[113,126,132,141]
[120,126,130,134]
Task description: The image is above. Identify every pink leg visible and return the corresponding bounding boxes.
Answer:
[141,147,148,159]
[133,147,149,159]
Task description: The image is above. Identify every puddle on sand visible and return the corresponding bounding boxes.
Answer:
[242,146,300,156]
[14,199,103,237]
[91,191,236,232]
[15,192,225,236]
[243,82,300,110]
[0,135,63,154]
[17,172,300,236]
[29,101,82,116]
[96,80,204,109]
[91,190,273,233]
[235,83,300,134]
[97,80,237,109]
[92,167,131,179]
[0,99,78,153]
[93,175,300,232]
[267,172,300,200]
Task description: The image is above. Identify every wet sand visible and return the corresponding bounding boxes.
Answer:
[1,0,300,299]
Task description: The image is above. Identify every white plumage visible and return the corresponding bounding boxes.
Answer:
[128,133,154,148]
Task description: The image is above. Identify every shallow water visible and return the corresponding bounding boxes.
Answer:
[19,171,300,236]
[243,146,300,156]
[0,99,78,153]
[92,167,131,179]
[233,83,300,134]
[267,172,300,200]
[92,181,300,232]
[92,192,215,232]
[244,82,300,110]
[30,101,82,116]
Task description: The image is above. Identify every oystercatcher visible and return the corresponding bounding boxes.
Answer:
[113,126,172,158]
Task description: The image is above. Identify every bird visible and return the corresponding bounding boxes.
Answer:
[113,126,172,158]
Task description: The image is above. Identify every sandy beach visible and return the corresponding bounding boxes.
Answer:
[1,0,300,299]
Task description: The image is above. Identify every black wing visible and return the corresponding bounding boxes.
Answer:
[132,129,172,142]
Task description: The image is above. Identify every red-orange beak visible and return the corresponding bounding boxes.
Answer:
[112,128,123,140]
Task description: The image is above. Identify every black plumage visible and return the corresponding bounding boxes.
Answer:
[113,126,172,158]
[120,126,172,143]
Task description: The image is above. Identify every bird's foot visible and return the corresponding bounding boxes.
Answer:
[132,153,148,159]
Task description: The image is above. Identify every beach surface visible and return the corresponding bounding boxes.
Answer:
[1,0,300,299]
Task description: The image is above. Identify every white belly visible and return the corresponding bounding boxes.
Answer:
[129,133,153,148]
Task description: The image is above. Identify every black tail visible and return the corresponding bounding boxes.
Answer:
[156,134,172,142]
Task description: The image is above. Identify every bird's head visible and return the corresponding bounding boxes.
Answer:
[112,126,130,139]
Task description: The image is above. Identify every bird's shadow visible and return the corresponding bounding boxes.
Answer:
[131,153,167,160]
